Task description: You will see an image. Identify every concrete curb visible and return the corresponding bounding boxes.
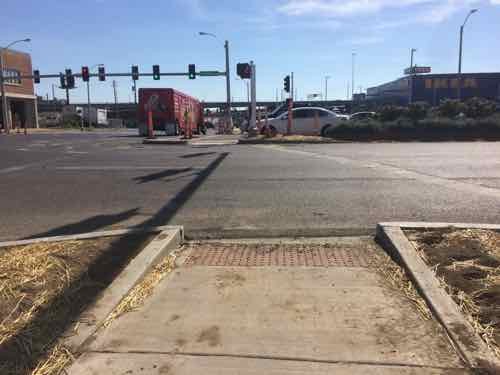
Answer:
[62,226,184,352]
[376,222,500,370]
[238,138,344,145]
[0,225,181,248]
[143,138,188,145]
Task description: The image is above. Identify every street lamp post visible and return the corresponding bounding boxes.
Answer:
[325,75,331,101]
[199,32,233,132]
[351,52,356,101]
[409,48,417,104]
[1,38,31,134]
[87,63,103,129]
[458,9,478,100]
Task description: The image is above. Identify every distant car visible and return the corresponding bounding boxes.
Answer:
[261,107,347,137]
[349,111,376,121]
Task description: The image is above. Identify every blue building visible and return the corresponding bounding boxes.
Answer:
[367,73,500,106]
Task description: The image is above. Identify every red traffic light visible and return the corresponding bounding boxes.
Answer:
[81,66,89,82]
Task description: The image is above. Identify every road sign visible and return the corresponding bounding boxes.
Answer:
[198,71,224,77]
[404,66,431,75]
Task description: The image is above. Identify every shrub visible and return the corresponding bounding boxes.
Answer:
[438,99,466,118]
[463,97,497,118]
[378,105,407,122]
[407,102,429,121]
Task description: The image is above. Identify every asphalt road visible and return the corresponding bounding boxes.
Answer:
[1,130,499,240]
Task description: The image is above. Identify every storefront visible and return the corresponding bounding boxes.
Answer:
[0,48,38,131]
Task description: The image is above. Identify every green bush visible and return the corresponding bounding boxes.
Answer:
[437,99,466,118]
[378,105,407,122]
[407,102,429,121]
[463,97,497,118]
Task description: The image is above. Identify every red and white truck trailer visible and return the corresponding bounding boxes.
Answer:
[138,88,204,136]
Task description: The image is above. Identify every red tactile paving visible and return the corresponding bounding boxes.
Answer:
[184,243,375,268]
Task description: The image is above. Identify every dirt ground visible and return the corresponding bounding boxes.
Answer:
[0,233,154,375]
[406,228,500,358]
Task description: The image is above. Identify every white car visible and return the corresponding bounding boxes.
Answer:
[261,107,347,137]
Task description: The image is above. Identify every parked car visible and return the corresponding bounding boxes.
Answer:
[349,111,376,121]
[261,107,347,137]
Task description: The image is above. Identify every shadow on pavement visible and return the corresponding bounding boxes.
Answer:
[133,168,193,184]
[179,152,217,159]
[139,152,229,227]
[26,208,140,239]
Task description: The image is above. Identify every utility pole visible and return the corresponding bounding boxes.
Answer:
[325,75,331,101]
[291,72,294,100]
[65,86,70,105]
[346,81,350,100]
[132,80,137,104]
[113,80,118,120]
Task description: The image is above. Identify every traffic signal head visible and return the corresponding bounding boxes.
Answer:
[237,63,251,79]
[284,75,290,93]
[33,70,40,84]
[132,65,139,80]
[188,64,196,79]
[81,66,89,82]
[65,69,75,89]
[153,65,160,80]
[59,73,67,89]
[98,66,106,81]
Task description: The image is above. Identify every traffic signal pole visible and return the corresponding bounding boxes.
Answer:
[249,62,256,132]
[224,40,233,132]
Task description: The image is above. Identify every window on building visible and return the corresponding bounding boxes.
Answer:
[425,79,433,89]
[2,69,22,85]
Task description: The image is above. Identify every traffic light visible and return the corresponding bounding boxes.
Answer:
[59,73,67,89]
[284,75,290,93]
[98,66,106,81]
[65,69,75,89]
[132,65,139,80]
[81,66,89,82]
[153,65,160,80]
[33,70,40,84]
[236,63,251,79]
[188,64,196,79]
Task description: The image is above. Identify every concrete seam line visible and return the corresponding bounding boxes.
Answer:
[84,350,466,371]
[63,227,183,352]
[0,225,183,248]
[376,224,500,369]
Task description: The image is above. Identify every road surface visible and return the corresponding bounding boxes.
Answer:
[1,130,499,240]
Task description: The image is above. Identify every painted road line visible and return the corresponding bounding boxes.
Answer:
[257,145,500,199]
[54,166,204,171]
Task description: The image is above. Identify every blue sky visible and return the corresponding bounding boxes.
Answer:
[2,0,500,103]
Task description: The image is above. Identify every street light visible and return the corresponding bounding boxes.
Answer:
[324,75,331,101]
[458,8,478,100]
[86,63,104,129]
[410,48,417,68]
[1,38,31,134]
[198,31,233,132]
[351,52,356,101]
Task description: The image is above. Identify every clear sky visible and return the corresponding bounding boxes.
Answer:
[2,0,500,103]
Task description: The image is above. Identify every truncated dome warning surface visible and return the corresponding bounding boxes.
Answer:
[184,243,376,268]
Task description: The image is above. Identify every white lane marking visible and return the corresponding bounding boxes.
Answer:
[256,145,500,199]
[54,166,203,171]
[0,165,31,174]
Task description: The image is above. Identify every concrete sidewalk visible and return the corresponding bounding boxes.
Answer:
[69,238,468,374]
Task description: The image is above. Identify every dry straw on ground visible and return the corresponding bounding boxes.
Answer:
[103,251,178,328]
[410,228,500,359]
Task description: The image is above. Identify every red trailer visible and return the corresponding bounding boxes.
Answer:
[138,88,204,136]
